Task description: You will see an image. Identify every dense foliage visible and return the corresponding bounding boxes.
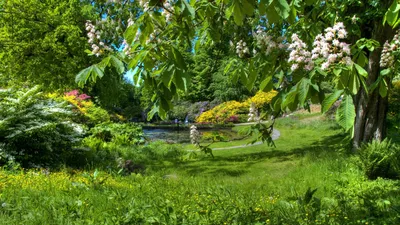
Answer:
[0,0,96,89]
[0,86,84,167]
[358,139,400,180]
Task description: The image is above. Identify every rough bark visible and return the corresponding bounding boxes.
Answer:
[352,21,393,149]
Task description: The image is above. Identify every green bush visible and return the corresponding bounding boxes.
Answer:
[358,139,400,180]
[334,174,400,224]
[0,86,84,167]
[79,123,186,169]
[389,80,400,122]
[85,122,144,146]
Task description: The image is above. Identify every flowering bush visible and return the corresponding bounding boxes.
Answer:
[62,90,110,126]
[196,91,277,124]
[244,90,278,109]
[196,101,246,124]
[0,86,84,167]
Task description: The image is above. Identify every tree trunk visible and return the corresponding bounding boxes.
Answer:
[352,21,394,149]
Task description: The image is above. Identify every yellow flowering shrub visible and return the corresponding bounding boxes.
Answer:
[196,91,277,124]
[244,90,278,108]
[196,101,246,123]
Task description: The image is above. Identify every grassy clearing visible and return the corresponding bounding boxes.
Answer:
[0,114,399,224]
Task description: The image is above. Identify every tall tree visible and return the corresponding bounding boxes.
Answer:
[0,0,96,90]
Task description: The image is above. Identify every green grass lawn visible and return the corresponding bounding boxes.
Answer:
[151,115,347,198]
[1,114,399,224]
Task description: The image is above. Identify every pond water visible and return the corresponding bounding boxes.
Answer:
[143,127,240,144]
[143,128,191,143]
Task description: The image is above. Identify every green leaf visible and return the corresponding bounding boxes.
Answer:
[92,65,104,79]
[172,47,187,70]
[259,0,267,15]
[348,71,360,95]
[282,87,297,109]
[390,0,400,13]
[109,55,125,74]
[297,78,310,105]
[266,4,280,24]
[128,50,148,70]
[336,94,356,132]
[355,52,368,67]
[173,68,186,91]
[386,10,398,26]
[75,65,104,87]
[321,90,343,113]
[260,76,273,92]
[274,0,290,19]
[147,104,159,120]
[182,0,195,18]
[246,69,257,91]
[124,24,139,45]
[380,68,391,76]
[354,64,368,77]
[379,79,388,97]
[242,0,255,16]
[75,66,92,86]
[333,68,342,76]
[224,59,236,74]
[233,1,245,25]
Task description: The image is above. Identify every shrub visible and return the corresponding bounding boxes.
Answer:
[244,90,278,109]
[0,86,84,167]
[334,174,400,223]
[358,139,400,180]
[84,122,144,147]
[196,100,246,124]
[196,91,277,124]
[62,90,110,126]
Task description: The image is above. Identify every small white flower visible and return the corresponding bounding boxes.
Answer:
[351,15,357,24]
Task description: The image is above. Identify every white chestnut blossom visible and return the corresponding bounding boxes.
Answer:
[236,40,250,58]
[248,102,259,122]
[85,20,113,56]
[288,34,314,71]
[162,0,174,23]
[380,31,400,68]
[139,0,149,11]
[190,125,201,146]
[351,15,358,24]
[311,22,352,70]
[254,26,287,55]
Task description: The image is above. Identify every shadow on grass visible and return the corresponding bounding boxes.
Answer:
[150,132,349,177]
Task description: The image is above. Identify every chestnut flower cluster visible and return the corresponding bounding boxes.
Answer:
[162,0,174,23]
[139,0,149,11]
[190,125,200,146]
[248,102,259,122]
[122,18,139,56]
[311,22,352,70]
[380,30,400,68]
[254,26,287,55]
[288,34,313,71]
[85,21,112,57]
[288,22,352,72]
[236,40,250,58]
